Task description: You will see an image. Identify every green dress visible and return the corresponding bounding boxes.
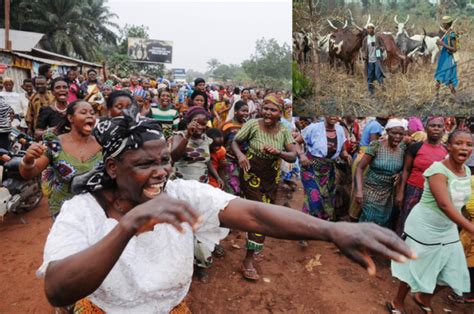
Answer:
[359,140,406,227]
[391,161,471,295]
[42,133,103,217]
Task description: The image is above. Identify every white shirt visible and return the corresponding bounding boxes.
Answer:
[37,179,236,313]
[226,99,256,122]
[0,91,26,115]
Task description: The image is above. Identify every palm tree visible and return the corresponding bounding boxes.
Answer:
[207,58,221,74]
[17,0,118,61]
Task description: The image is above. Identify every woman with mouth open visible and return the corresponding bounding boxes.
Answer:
[19,100,102,219]
[232,94,297,281]
[388,130,474,314]
[34,77,70,140]
[37,113,415,313]
[355,119,407,228]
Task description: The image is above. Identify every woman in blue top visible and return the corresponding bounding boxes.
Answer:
[435,16,458,98]
[296,116,352,221]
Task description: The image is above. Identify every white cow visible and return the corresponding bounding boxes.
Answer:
[410,34,440,64]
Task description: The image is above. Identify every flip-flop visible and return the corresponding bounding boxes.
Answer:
[447,293,474,304]
[241,264,259,281]
[385,301,406,314]
[411,293,433,313]
[253,250,265,263]
[213,244,225,258]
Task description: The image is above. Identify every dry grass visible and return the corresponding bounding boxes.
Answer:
[294,9,474,117]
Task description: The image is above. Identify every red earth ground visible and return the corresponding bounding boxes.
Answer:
[1,186,473,313]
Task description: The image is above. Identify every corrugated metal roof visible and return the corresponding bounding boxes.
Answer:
[0,29,44,51]
[12,51,77,67]
[32,48,103,68]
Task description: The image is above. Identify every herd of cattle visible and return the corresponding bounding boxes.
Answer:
[294,10,444,75]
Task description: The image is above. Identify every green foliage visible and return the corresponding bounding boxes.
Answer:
[292,62,313,99]
[241,38,291,89]
[186,69,208,83]
[3,0,118,61]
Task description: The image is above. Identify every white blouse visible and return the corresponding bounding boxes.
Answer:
[37,179,236,313]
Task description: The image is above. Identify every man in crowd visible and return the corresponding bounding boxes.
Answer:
[80,69,101,99]
[26,76,54,135]
[0,78,27,128]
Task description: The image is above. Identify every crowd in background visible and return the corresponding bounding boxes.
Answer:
[1,63,474,312]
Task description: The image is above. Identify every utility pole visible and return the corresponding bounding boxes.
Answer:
[4,0,12,50]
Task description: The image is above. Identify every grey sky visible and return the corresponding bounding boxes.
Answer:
[108,0,291,73]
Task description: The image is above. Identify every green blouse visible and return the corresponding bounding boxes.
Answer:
[42,133,103,216]
[234,119,294,160]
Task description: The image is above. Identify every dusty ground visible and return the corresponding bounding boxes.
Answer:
[1,186,474,313]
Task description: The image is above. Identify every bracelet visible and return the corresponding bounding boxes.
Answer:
[21,159,36,170]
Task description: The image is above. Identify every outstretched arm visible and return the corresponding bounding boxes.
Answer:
[44,193,200,307]
[219,198,416,275]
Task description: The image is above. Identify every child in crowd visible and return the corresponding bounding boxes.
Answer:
[206,128,226,189]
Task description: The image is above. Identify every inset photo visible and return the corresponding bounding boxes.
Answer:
[292,0,474,116]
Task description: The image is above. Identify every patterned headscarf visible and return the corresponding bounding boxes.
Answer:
[133,88,149,100]
[71,115,163,193]
[426,116,445,126]
[185,106,209,123]
[263,93,284,112]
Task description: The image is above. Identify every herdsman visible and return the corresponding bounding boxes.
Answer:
[361,23,385,95]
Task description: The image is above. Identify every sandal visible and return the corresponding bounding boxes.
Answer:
[253,250,264,262]
[447,293,474,304]
[411,293,433,313]
[213,244,225,258]
[385,301,405,314]
[299,240,308,248]
[194,266,210,284]
[241,264,259,281]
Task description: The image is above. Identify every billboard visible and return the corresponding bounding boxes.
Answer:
[172,68,186,78]
[128,38,173,64]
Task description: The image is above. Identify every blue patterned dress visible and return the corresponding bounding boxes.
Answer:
[434,32,458,88]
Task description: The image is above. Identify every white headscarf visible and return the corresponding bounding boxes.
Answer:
[385,118,407,130]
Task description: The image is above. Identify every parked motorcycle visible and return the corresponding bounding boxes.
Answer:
[0,131,43,219]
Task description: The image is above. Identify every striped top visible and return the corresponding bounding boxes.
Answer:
[0,96,13,133]
[234,119,294,159]
[150,106,180,130]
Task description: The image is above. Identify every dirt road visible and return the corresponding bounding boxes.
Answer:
[1,187,473,313]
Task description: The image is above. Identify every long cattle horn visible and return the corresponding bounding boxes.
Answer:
[327,19,338,30]
[404,15,410,24]
[342,19,348,29]
[394,15,399,24]
[365,14,371,28]
[348,9,363,31]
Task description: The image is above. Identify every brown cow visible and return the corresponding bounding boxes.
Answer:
[377,33,409,73]
[328,15,370,75]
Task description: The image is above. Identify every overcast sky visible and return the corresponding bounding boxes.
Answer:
[108,0,291,73]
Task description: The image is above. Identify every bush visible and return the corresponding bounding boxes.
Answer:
[292,62,313,100]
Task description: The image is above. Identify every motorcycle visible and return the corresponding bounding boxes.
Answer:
[0,130,43,219]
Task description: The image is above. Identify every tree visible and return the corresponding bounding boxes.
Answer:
[12,0,118,61]
[186,69,207,83]
[207,58,221,74]
[241,38,291,89]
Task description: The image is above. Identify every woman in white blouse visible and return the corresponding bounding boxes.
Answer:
[36,114,415,313]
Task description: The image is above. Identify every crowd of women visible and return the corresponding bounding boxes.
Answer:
[291,115,474,313]
[3,65,471,312]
